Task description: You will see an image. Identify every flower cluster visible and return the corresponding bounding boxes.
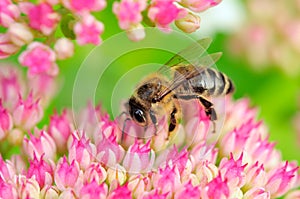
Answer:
[113,0,221,41]
[0,65,299,198]
[228,0,300,75]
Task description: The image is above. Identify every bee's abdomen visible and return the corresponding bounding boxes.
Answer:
[190,68,234,97]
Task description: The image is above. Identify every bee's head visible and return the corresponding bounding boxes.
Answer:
[128,97,148,126]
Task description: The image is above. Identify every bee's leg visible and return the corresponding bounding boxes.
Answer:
[150,110,158,135]
[198,96,217,133]
[121,117,131,142]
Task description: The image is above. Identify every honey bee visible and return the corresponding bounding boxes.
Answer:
[123,38,234,139]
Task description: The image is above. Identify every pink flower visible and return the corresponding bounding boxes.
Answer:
[68,133,96,170]
[194,160,218,187]
[15,175,41,199]
[19,42,58,76]
[148,0,187,31]
[80,180,108,199]
[180,0,222,12]
[152,164,181,196]
[13,92,43,130]
[108,183,132,199]
[83,162,107,184]
[0,33,19,59]
[126,23,146,42]
[219,153,247,188]
[27,154,54,188]
[174,180,201,199]
[203,173,230,199]
[63,0,106,13]
[140,189,169,199]
[49,109,73,153]
[40,185,59,199]
[96,133,125,167]
[22,2,60,35]
[113,0,147,30]
[0,65,24,109]
[23,130,57,160]
[74,14,104,45]
[244,161,266,189]
[106,164,127,186]
[265,161,299,197]
[0,155,16,182]
[0,0,20,27]
[123,140,155,173]
[54,156,80,190]
[0,179,17,199]
[128,175,151,198]
[243,187,270,199]
[0,101,12,140]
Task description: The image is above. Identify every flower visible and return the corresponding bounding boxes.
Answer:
[80,179,108,199]
[7,23,33,46]
[113,0,147,30]
[0,33,19,59]
[19,42,58,76]
[54,38,74,60]
[74,14,104,45]
[0,0,20,28]
[175,12,201,33]
[63,0,106,13]
[148,0,187,31]
[108,183,132,199]
[0,101,12,140]
[180,0,222,12]
[21,2,60,35]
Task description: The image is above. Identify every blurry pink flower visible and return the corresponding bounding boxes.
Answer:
[54,38,74,60]
[27,154,54,188]
[0,101,13,140]
[63,0,106,13]
[244,161,266,189]
[219,153,247,188]
[140,189,169,199]
[13,92,43,130]
[8,23,33,47]
[123,140,155,173]
[0,33,19,59]
[203,173,229,199]
[74,14,104,45]
[83,162,107,184]
[180,0,222,12]
[243,187,270,199]
[16,175,41,199]
[265,161,299,198]
[148,0,187,31]
[54,156,80,190]
[128,175,151,198]
[108,183,132,199]
[0,155,16,182]
[175,12,201,33]
[285,190,300,199]
[96,133,125,166]
[80,179,108,199]
[19,42,58,76]
[49,109,73,153]
[126,23,146,42]
[152,164,181,196]
[174,180,201,199]
[40,185,59,198]
[0,66,24,109]
[22,2,60,35]
[68,133,96,170]
[23,130,57,160]
[0,0,20,27]
[0,179,17,199]
[113,0,147,30]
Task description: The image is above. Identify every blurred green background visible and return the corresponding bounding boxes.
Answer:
[2,0,300,162]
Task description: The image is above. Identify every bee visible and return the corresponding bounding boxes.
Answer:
[123,38,234,140]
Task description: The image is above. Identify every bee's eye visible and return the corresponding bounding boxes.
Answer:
[133,109,146,123]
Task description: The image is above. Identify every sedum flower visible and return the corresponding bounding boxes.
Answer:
[0,0,20,28]
[79,179,108,199]
[54,38,75,60]
[74,14,104,46]
[0,33,19,59]
[0,101,13,141]
[19,42,58,77]
[175,12,201,33]
[180,0,222,12]
[7,23,33,47]
[108,183,132,199]
[63,0,106,13]
[83,162,107,184]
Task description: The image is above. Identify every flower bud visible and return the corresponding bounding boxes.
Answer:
[80,179,108,199]
[8,23,33,46]
[83,162,107,184]
[107,164,127,186]
[0,33,19,59]
[54,38,74,60]
[0,0,20,27]
[0,101,12,141]
[0,179,18,199]
[16,175,41,199]
[175,12,201,33]
[108,183,132,199]
[0,155,16,182]
[126,24,145,42]
[41,185,59,199]
[243,187,270,199]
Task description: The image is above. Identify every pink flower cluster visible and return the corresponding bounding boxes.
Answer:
[0,65,299,198]
[113,0,219,40]
[228,0,300,75]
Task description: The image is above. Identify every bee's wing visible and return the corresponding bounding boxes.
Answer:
[155,38,223,101]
